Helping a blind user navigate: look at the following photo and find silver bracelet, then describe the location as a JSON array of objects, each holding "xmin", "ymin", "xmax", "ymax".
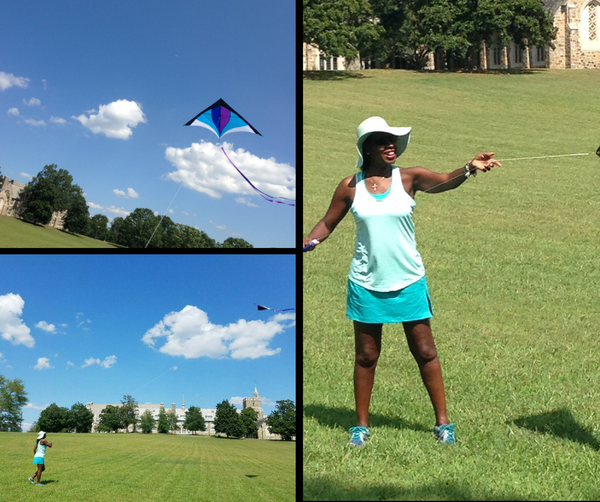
[{"xmin": 463, "ymin": 162, "xmax": 477, "ymax": 178}]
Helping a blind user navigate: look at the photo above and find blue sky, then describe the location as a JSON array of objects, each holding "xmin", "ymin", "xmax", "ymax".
[
  {"xmin": 0, "ymin": 255, "xmax": 296, "ymax": 431},
  {"xmin": 0, "ymin": 0, "xmax": 295, "ymax": 248}
]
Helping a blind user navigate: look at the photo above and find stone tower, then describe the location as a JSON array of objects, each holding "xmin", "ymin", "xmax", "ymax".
[{"xmin": 242, "ymin": 386, "xmax": 264, "ymax": 419}]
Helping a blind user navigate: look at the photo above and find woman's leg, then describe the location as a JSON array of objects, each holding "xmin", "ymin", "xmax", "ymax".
[
  {"xmin": 353, "ymin": 321, "xmax": 383, "ymax": 427},
  {"xmin": 403, "ymin": 319, "xmax": 449, "ymax": 426},
  {"xmin": 36, "ymin": 464, "xmax": 44, "ymax": 484}
]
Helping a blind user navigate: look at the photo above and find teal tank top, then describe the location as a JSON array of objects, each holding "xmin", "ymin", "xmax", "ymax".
[
  {"xmin": 34, "ymin": 442, "xmax": 47, "ymax": 458},
  {"xmin": 349, "ymin": 166, "xmax": 425, "ymax": 292}
]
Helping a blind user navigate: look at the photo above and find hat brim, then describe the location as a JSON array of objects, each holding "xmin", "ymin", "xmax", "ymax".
[{"xmin": 356, "ymin": 127, "xmax": 411, "ymax": 168}]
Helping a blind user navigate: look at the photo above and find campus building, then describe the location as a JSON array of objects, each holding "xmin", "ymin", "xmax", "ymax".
[
  {"xmin": 303, "ymin": 1, "xmax": 600, "ymax": 71},
  {"xmin": 86, "ymin": 387, "xmax": 293, "ymax": 440},
  {"xmin": 0, "ymin": 176, "xmax": 67, "ymax": 229}
]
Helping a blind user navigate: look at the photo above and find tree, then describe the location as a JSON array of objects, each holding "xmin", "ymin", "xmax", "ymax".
[
  {"xmin": 109, "ymin": 216, "xmax": 125, "ymax": 244},
  {"xmin": 157, "ymin": 405, "xmax": 169, "ymax": 434},
  {"xmin": 183, "ymin": 406, "xmax": 206, "ymax": 435},
  {"xmin": 118, "ymin": 208, "xmax": 162, "ymax": 248},
  {"xmin": 265, "ymin": 400, "xmax": 296, "ymax": 440},
  {"xmin": 97, "ymin": 405, "xmax": 123, "ymax": 432},
  {"xmin": 119, "ymin": 395, "xmax": 138, "ymax": 433},
  {"xmin": 140, "ymin": 409, "xmax": 155, "ymax": 434},
  {"xmin": 38, "ymin": 403, "xmax": 70, "ymax": 433},
  {"xmin": 167, "ymin": 408, "xmax": 179, "ymax": 434},
  {"xmin": 240, "ymin": 407, "xmax": 258, "ymax": 438},
  {"xmin": 68, "ymin": 402, "xmax": 94, "ymax": 433},
  {"xmin": 87, "ymin": 214, "xmax": 110, "ymax": 241},
  {"xmin": 20, "ymin": 177, "xmax": 57, "ymax": 225},
  {"xmin": 0, "ymin": 376, "xmax": 28, "ymax": 432},
  {"xmin": 63, "ymin": 190, "xmax": 89, "ymax": 234},
  {"xmin": 220, "ymin": 237, "xmax": 253, "ymax": 248},
  {"xmin": 214, "ymin": 400, "xmax": 244, "ymax": 438}
]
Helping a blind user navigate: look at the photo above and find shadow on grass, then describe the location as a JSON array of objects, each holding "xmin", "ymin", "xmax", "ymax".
[
  {"xmin": 303, "ymin": 71, "xmax": 370, "ymax": 81},
  {"xmin": 245, "ymin": 475, "xmax": 259, "ymax": 478},
  {"xmin": 415, "ymin": 68, "xmax": 544, "ymax": 76},
  {"xmin": 304, "ymin": 403, "xmax": 430, "ymax": 433},
  {"xmin": 304, "ymin": 476, "xmax": 527, "ymax": 501},
  {"xmin": 39, "ymin": 479, "xmax": 58, "ymax": 484},
  {"xmin": 511, "ymin": 408, "xmax": 600, "ymax": 451}
]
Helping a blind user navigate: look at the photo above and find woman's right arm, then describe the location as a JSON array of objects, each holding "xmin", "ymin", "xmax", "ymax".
[{"xmin": 303, "ymin": 175, "xmax": 355, "ymax": 251}]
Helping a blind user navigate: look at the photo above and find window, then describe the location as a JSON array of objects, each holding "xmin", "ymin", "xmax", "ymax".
[
  {"xmin": 590, "ymin": 2, "xmax": 598, "ymax": 40},
  {"xmin": 514, "ymin": 45, "xmax": 523, "ymax": 64},
  {"xmin": 319, "ymin": 56, "xmax": 324, "ymax": 71},
  {"xmin": 333, "ymin": 57, "xmax": 338, "ymax": 70},
  {"xmin": 326, "ymin": 58, "xmax": 331, "ymax": 70},
  {"xmin": 492, "ymin": 47, "xmax": 502, "ymax": 66},
  {"xmin": 537, "ymin": 46, "xmax": 544, "ymax": 62}
]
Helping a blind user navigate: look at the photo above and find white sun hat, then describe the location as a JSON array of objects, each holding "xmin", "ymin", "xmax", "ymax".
[
  {"xmin": 356, "ymin": 116, "xmax": 411, "ymax": 169},
  {"xmin": 37, "ymin": 431, "xmax": 46, "ymax": 439}
]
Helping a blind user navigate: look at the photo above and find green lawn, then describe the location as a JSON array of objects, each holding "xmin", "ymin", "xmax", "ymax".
[
  {"xmin": 303, "ymin": 69, "xmax": 600, "ymax": 500},
  {"xmin": 0, "ymin": 432, "xmax": 295, "ymax": 502},
  {"xmin": 0, "ymin": 215, "xmax": 120, "ymax": 248}
]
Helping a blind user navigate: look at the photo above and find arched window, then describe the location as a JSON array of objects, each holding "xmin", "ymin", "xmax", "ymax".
[{"xmin": 582, "ymin": 0, "xmax": 600, "ymax": 49}]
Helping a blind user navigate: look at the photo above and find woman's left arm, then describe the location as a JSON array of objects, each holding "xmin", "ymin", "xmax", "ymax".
[{"xmin": 411, "ymin": 152, "xmax": 501, "ymax": 194}]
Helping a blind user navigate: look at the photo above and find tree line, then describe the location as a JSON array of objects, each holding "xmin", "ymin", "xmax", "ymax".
[
  {"xmin": 28, "ymin": 395, "xmax": 296, "ymax": 440},
  {"xmin": 304, "ymin": 0, "xmax": 558, "ymax": 70},
  {"xmin": 12, "ymin": 164, "xmax": 253, "ymax": 248}
]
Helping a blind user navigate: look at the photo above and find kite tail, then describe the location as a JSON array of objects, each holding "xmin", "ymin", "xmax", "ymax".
[{"xmin": 221, "ymin": 147, "xmax": 295, "ymax": 206}]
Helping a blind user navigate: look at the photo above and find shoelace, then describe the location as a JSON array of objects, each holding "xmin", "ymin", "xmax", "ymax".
[{"xmin": 349, "ymin": 426, "xmax": 368, "ymax": 443}]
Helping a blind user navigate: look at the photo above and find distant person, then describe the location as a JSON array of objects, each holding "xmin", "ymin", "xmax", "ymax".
[
  {"xmin": 29, "ymin": 431, "xmax": 52, "ymax": 486},
  {"xmin": 303, "ymin": 116, "xmax": 501, "ymax": 446}
]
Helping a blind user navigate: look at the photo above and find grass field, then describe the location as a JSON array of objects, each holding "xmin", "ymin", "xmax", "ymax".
[
  {"xmin": 303, "ymin": 69, "xmax": 600, "ymax": 500},
  {"xmin": 0, "ymin": 215, "xmax": 120, "ymax": 248},
  {"xmin": 0, "ymin": 432, "xmax": 295, "ymax": 502}
]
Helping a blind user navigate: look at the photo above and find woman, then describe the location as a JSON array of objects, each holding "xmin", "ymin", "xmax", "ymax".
[
  {"xmin": 303, "ymin": 116, "xmax": 501, "ymax": 446},
  {"xmin": 29, "ymin": 431, "xmax": 52, "ymax": 486}
]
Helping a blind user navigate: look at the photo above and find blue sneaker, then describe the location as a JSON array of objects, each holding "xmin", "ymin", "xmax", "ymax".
[
  {"xmin": 28, "ymin": 477, "xmax": 35, "ymax": 484},
  {"xmin": 433, "ymin": 423, "xmax": 456, "ymax": 445},
  {"xmin": 348, "ymin": 426, "xmax": 370, "ymax": 446}
]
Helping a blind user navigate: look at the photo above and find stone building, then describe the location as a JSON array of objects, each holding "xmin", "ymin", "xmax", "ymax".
[
  {"xmin": 0, "ymin": 176, "xmax": 67, "ymax": 229},
  {"xmin": 304, "ymin": 1, "xmax": 600, "ymax": 70}
]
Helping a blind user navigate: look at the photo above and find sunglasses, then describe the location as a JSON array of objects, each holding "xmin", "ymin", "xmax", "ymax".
[{"xmin": 371, "ymin": 134, "xmax": 397, "ymax": 146}]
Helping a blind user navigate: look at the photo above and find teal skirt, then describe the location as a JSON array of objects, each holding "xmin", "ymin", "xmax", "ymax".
[
  {"xmin": 347, "ymin": 275, "xmax": 433, "ymax": 324},
  {"xmin": 33, "ymin": 457, "xmax": 45, "ymax": 465}
]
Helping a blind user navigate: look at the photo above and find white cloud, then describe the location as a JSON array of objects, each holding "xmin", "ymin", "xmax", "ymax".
[
  {"xmin": 142, "ymin": 305, "xmax": 294, "ymax": 360},
  {"xmin": 229, "ymin": 397, "xmax": 244, "ymax": 407},
  {"xmin": 66, "ymin": 361, "xmax": 74, "ymax": 368},
  {"xmin": 24, "ymin": 118, "xmax": 45, "ymax": 127},
  {"xmin": 25, "ymin": 403, "xmax": 49, "ymax": 410},
  {"xmin": 164, "ymin": 141, "xmax": 295, "ymax": 200},
  {"xmin": 210, "ymin": 220, "xmax": 227, "ymax": 231},
  {"xmin": 35, "ymin": 321, "xmax": 56, "ymax": 333},
  {"xmin": 87, "ymin": 202, "xmax": 103, "ymax": 209},
  {"xmin": 81, "ymin": 355, "xmax": 117, "ymax": 368},
  {"xmin": 23, "ymin": 97, "xmax": 41, "ymax": 106},
  {"xmin": 0, "ymin": 293, "xmax": 35, "ymax": 347},
  {"xmin": 50, "ymin": 116, "xmax": 66, "ymax": 124},
  {"xmin": 7, "ymin": 108, "xmax": 19, "ymax": 116},
  {"xmin": 113, "ymin": 188, "xmax": 139, "ymax": 199},
  {"xmin": 235, "ymin": 197, "xmax": 259, "ymax": 208},
  {"xmin": 72, "ymin": 99, "xmax": 147, "ymax": 139},
  {"xmin": 168, "ymin": 209, "xmax": 174, "ymax": 214},
  {"xmin": 0, "ymin": 71, "xmax": 29, "ymax": 91},
  {"xmin": 20, "ymin": 173, "xmax": 33, "ymax": 180},
  {"xmin": 34, "ymin": 357, "xmax": 53, "ymax": 370},
  {"xmin": 105, "ymin": 205, "xmax": 130, "ymax": 217}
]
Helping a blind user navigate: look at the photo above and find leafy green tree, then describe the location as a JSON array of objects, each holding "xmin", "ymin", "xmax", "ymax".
[
  {"xmin": 20, "ymin": 177, "xmax": 57, "ymax": 225},
  {"xmin": 119, "ymin": 208, "xmax": 162, "ymax": 248},
  {"xmin": 97, "ymin": 405, "xmax": 123, "ymax": 432},
  {"xmin": 266, "ymin": 400, "xmax": 296, "ymax": 440},
  {"xmin": 157, "ymin": 405, "xmax": 169, "ymax": 434},
  {"xmin": 63, "ymin": 191, "xmax": 89, "ymax": 234},
  {"xmin": 67, "ymin": 402, "xmax": 94, "ymax": 433},
  {"xmin": 87, "ymin": 214, "xmax": 110, "ymax": 241},
  {"xmin": 0, "ymin": 376, "xmax": 28, "ymax": 432},
  {"xmin": 119, "ymin": 395, "xmax": 138, "ymax": 433},
  {"xmin": 303, "ymin": 0, "xmax": 384, "ymax": 60},
  {"xmin": 220, "ymin": 237, "xmax": 253, "ymax": 248},
  {"xmin": 214, "ymin": 400, "xmax": 244, "ymax": 438},
  {"xmin": 38, "ymin": 403, "xmax": 70, "ymax": 433},
  {"xmin": 240, "ymin": 407, "xmax": 258, "ymax": 438},
  {"xmin": 140, "ymin": 409, "xmax": 155, "ymax": 434},
  {"xmin": 167, "ymin": 408, "xmax": 179, "ymax": 434},
  {"xmin": 183, "ymin": 406, "xmax": 206, "ymax": 435},
  {"xmin": 109, "ymin": 216, "xmax": 125, "ymax": 244}
]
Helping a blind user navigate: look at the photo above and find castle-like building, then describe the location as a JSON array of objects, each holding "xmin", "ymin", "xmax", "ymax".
[
  {"xmin": 86, "ymin": 387, "xmax": 291, "ymax": 440},
  {"xmin": 0, "ymin": 176, "xmax": 67, "ymax": 229}
]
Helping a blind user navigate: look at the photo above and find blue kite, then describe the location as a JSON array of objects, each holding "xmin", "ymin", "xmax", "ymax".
[
  {"xmin": 185, "ymin": 99, "xmax": 295, "ymax": 207},
  {"xmin": 255, "ymin": 304, "xmax": 296, "ymax": 313}
]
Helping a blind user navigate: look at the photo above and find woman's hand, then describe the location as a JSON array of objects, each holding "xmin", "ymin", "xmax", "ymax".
[
  {"xmin": 303, "ymin": 237, "xmax": 320, "ymax": 252},
  {"xmin": 469, "ymin": 152, "xmax": 502, "ymax": 173}
]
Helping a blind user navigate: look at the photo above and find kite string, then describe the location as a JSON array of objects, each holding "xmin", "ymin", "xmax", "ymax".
[
  {"xmin": 145, "ymin": 182, "xmax": 184, "ymax": 248},
  {"xmin": 221, "ymin": 147, "xmax": 296, "ymax": 206}
]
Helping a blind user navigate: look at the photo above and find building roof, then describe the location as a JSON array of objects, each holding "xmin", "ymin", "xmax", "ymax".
[{"xmin": 541, "ymin": 0, "xmax": 564, "ymax": 15}]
